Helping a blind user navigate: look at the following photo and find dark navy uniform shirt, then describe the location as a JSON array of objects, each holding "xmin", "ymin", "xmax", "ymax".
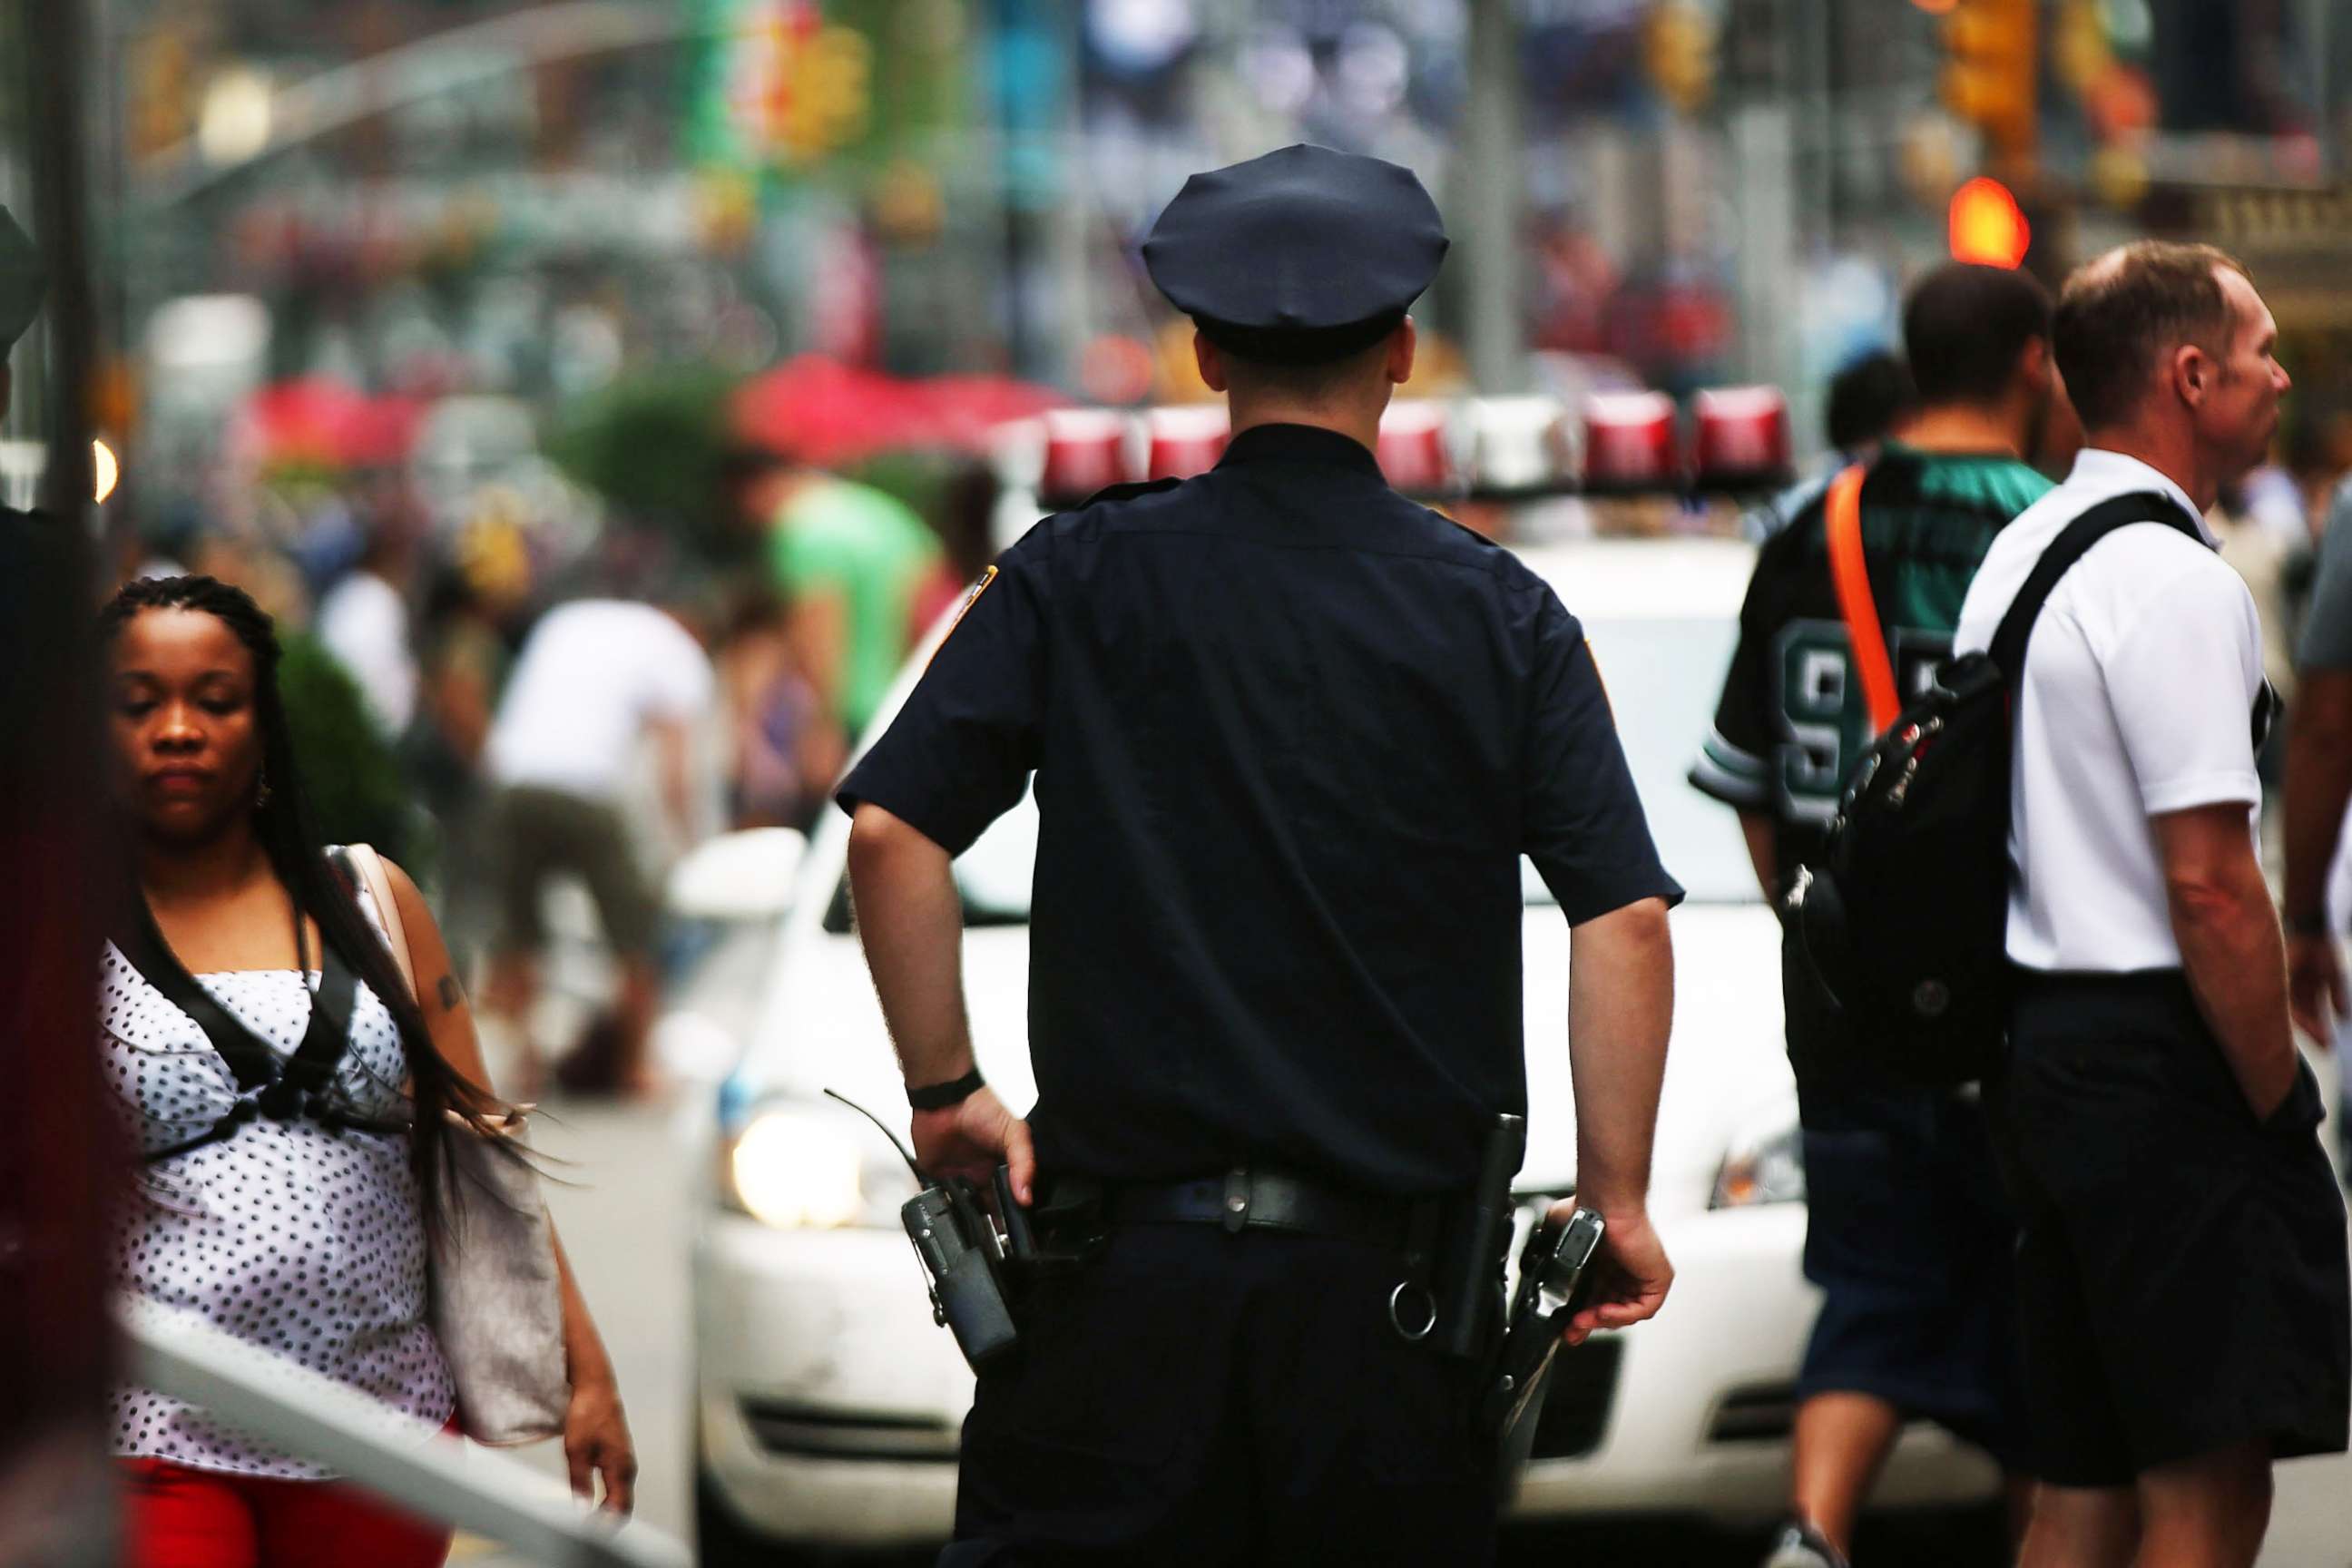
[{"xmin": 839, "ymin": 423, "xmax": 1682, "ymax": 1198}]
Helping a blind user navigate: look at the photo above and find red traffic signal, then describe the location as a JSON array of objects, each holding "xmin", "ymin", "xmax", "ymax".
[{"xmin": 1948, "ymin": 176, "xmax": 2031, "ymax": 268}]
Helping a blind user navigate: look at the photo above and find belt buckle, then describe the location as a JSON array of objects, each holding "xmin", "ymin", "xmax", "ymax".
[{"xmin": 1221, "ymin": 1166, "xmax": 1250, "ymax": 1234}]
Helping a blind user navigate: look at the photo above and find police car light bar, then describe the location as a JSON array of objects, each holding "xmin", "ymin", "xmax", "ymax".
[{"xmin": 1024, "ymin": 385, "xmax": 1803, "ymax": 511}]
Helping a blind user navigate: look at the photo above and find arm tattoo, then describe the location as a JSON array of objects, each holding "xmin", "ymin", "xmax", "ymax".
[{"xmin": 437, "ymin": 974, "xmax": 465, "ymax": 1012}]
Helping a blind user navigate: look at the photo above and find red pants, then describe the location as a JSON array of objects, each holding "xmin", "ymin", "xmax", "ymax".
[{"xmin": 120, "ymin": 1457, "xmax": 452, "ymax": 1568}]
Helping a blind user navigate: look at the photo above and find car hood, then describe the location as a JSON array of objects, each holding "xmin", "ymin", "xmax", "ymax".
[{"xmin": 741, "ymin": 903, "xmax": 1793, "ymax": 1215}]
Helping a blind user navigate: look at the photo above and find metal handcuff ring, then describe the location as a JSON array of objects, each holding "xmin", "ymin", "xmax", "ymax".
[{"xmin": 1387, "ymin": 1279, "xmax": 1437, "ymax": 1342}]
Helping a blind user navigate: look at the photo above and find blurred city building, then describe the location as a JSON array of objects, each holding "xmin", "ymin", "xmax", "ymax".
[{"xmin": 77, "ymin": 3, "xmax": 2352, "ymax": 547}]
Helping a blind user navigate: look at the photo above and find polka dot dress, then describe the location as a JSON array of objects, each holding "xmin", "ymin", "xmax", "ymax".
[{"xmin": 102, "ymin": 874, "xmax": 456, "ymax": 1478}]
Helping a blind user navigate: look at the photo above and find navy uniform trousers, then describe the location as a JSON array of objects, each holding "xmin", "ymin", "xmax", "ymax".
[{"xmin": 940, "ymin": 1223, "xmax": 1497, "ymax": 1566}]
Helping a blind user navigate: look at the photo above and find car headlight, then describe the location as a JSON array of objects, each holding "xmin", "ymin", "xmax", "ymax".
[
  {"xmin": 1710, "ymin": 1121, "xmax": 1807, "ymax": 1210},
  {"xmin": 719, "ymin": 1099, "xmax": 916, "ymax": 1230}
]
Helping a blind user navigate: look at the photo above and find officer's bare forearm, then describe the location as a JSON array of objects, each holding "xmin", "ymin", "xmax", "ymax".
[
  {"xmin": 1565, "ymin": 897, "xmax": 1674, "ymax": 1219},
  {"xmin": 847, "ymin": 803, "xmax": 975, "ymax": 1085},
  {"xmin": 2282, "ymin": 670, "xmax": 2352, "ymax": 928},
  {"xmin": 2156, "ymin": 805, "xmax": 2298, "ymax": 1116}
]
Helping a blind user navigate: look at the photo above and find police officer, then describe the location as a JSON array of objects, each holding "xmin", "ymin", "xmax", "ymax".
[{"xmin": 838, "ymin": 144, "xmax": 1681, "ymax": 1564}]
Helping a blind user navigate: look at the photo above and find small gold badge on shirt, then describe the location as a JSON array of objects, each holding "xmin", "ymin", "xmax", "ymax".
[{"xmin": 926, "ymin": 566, "xmax": 999, "ymax": 670}]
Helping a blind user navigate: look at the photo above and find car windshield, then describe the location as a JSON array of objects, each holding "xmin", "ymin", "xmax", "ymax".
[{"xmin": 949, "ymin": 608, "xmax": 1756, "ymax": 921}]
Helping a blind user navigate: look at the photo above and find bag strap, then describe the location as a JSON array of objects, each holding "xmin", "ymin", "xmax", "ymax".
[
  {"xmin": 334, "ymin": 843, "xmax": 416, "ymax": 1003},
  {"xmin": 1823, "ymin": 463, "xmax": 1902, "ymax": 732},
  {"xmin": 1987, "ymin": 493, "xmax": 2205, "ymax": 685},
  {"xmin": 118, "ymin": 903, "xmax": 279, "ymax": 1093},
  {"xmin": 123, "ymin": 854, "xmax": 367, "ymax": 1161}
]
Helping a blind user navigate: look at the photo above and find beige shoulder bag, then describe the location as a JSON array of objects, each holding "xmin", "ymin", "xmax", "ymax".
[{"xmin": 338, "ymin": 844, "xmax": 569, "ymax": 1447}]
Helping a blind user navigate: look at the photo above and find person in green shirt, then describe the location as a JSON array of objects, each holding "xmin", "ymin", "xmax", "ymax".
[
  {"xmin": 1690, "ymin": 264, "xmax": 2076, "ymax": 1568},
  {"xmin": 726, "ymin": 446, "xmax": 946, "ymax": 740}
]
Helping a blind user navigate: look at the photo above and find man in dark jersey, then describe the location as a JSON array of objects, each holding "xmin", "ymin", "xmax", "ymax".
[{"xmin": 1690, "ymin": 262, "xmax": 2072, "ymax": 1568}]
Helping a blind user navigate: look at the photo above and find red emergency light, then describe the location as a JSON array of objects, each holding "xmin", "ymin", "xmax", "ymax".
[
  {"xmin": 1690, "ymin": 385, "xmax": 1794, "ymax": 491},
  {"xmin": 1582, "ymin": 392, "xmax": 1681, "ymax": 494},
  {"xmin": 1038, "ymin": 409, "xmax": 1134, "ymax": 506},
  {"xmin": 1145, "ymin": 405, "xmax": 1230, "ymax": 483},
  {"xmin": 1377, "ymin": 400, "xmax": 1455, "ymax": 495}
]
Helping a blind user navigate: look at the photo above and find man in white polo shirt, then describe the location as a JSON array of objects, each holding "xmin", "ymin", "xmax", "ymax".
[{"xmin": 1955, "ymin": 241, "xmax": 2348, "ymax": 1568}]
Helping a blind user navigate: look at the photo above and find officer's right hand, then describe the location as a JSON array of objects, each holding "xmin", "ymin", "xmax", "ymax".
[
  {"xmin": 1553, "ymin": 1201, "xmax": 1673, "ymax": 1348},
  {"xmin": 911, "ymin": 1086, "xmax": 1038, "ymax": 1205}
]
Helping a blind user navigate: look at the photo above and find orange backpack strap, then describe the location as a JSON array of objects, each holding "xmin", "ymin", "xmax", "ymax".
[{"xmin": 1824, "ymin": 463, "xmax": 1902, "ymax": 733}]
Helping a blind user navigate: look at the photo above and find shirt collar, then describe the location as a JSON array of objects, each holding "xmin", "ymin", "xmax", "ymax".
[
  {"xmin": 2064, "ymin": 448, "xmax": 2218, "ymax": 547},
  {"xmin": 1216, "ymin": 421, "xmax": 1386, "ymax": 479}
]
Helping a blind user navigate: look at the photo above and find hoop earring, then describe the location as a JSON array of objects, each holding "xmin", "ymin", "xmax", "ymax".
[{"xmin": 254, "ymin": 770, "xmax": 271, "ymax": 809}]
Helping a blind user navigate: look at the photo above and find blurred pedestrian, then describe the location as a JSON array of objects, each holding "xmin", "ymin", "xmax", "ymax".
[
  {"xmin": 841, "ymin": 144, "xmax": 1681, "ymax": 1563},
  {"xmin": 1692, "ymin": 263, "xmax": 2059, "ymax": 1568},
  {"xmin": 721, "ymin": 443, "xmax": 942, "ymax": 740},
  {"xmin": 478, "ymin": 594, "xmax": 715, "ymax": 1097},
  {"xmin": 1741, "ymin": 350, "xmax": 1917, "ymax": 545},
  {"xmin": 712, "ymin": 587, "xmax": 837, "ymax": 832},
  {"xmin": 99, "ymin": 574, "xmax": 635, "ymax": 1568},
  {"xmin": 402, "ymin": 540, "xmax": 527, "ymax": 965},
  {"xmin": 2283, "ymin": 476, "xmax": 2352, "ymax": 1147},
  {"xmin": 1955, "ymin": 242, "xmax": 2347, "ymax": 1568},
  {"xmin": 314, "ymin": 510, "xmax": 423, "ymax": 740}
]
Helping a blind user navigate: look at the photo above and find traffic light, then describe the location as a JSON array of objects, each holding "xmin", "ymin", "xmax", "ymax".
[
  {"xmin": 1948, "ymin": 176, "xmax": 2031, "ymax": 268},
  {"xmin": 1941, "ymin": 0, "xmax": 2037, "ymax": 171}
]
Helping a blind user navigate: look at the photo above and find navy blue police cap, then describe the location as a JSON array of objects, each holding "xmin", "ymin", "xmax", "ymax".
[{"xmin": 1142, "ymin": 144, "xmax": 1447, "ymax": 366}]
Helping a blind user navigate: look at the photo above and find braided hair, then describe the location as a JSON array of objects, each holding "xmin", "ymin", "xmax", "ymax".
[{"xmin": 100, "ymin": 573, "xmax": 507, "ymax": 1236}]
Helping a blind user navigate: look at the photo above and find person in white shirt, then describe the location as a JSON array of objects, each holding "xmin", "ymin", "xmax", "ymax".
[
  {"xmin": 1954, "ymin": 242, "xmax": 2347, "ymax": 1568},
  {"xmin": 315, "ymin": 532, "xmax": 420, "ymax": 738},
  {"xmin": 482, "ymin": 597, "xmax": 714, "ymax": 1095}
]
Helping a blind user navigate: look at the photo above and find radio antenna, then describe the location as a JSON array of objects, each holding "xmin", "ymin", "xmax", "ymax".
[{"xmin": 824, "ymin": 1087, "xmax": 925, "ymax": 1180}]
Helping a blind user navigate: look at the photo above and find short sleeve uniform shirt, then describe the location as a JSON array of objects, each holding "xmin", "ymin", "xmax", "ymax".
[{"xmin": 839, "ymin": 423, "xmax": 1681, "ymax": 1197}]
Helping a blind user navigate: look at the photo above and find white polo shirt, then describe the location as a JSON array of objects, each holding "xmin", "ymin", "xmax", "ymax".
[{"xmin": 1953, "ymin": 449, "xmax": 2266, "ymax": 973}]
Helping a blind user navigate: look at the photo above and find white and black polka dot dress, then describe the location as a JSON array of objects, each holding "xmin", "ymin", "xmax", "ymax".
[{"xmin": 101, "ymin": 877, "xmax": 455, "ymax": 1478}]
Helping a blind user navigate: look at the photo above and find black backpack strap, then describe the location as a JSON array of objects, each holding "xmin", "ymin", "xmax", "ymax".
[
  {"xmin": 255, "ymin": 930, "xmax": 359, "ymax": 1120},
  {"xmin": 116, "ymin": 901, "xmax": 280, "ymax": 1093},
  {"xmin": 125, "ymin": 853, "xmax": 371, "ymax": 1161},
  {"xmin": 1987, "ymin": 492, "xmax": 2205, "ymax": 682}
]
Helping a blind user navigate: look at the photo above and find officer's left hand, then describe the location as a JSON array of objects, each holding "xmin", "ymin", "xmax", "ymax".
[
  {"xmin": 911, "ymin": 1086, "xmax": 1037, "ymax": 1205},
  {"xmin": 1552, "ymin": 1200, "xmax": 1673, "ymax": 1348}
]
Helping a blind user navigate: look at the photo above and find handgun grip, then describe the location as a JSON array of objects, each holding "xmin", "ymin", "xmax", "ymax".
[{"xmin": 993, "ymin": 1163, "xmax": 1036, "ymax": 1260}]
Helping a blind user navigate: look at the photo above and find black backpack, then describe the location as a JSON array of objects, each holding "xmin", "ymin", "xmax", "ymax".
[{"xmin": 1781, "ymin": 492, "xmax": 2200, "ymax": 1086}]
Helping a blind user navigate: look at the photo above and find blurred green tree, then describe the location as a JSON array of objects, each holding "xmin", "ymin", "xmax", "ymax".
[
  {"xmin": 547, "ymin": 367, "xmax": 742, "ymax": 554},
  {"xmin": 279, "ymin": 633, "xmax": 427, "ymax": 880}
]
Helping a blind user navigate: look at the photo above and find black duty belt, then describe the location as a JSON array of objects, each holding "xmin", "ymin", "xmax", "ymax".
[{"xmin": 1107, "ymin": 1166, "xmax": 1420, "ymax": 1252}]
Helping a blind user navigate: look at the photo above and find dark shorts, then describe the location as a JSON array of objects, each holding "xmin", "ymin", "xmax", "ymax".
[
  {"xmin": 1995, "ymin": 970, "xmax": 2351, "ymax": 1488},
  {"xmin": 490, "ymin": 785, "xmax": 659, "ymax": 958},
  {"xmin": 1794, "ymin": 1075, "xmax": 2027, "ymax": 1466},
  {"xmin": 948, "ymin": 1224, "xmax": 1494, "ymax": 1566}
]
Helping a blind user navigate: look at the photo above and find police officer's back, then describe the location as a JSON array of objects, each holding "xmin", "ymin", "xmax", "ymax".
[{"xmin": 840, "ymin": 145, "xmax": 1682, "ymax": 1564}]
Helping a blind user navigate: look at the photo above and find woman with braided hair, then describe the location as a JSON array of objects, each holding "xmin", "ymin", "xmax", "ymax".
[{"xmin": 98, "ymin": 575, "xmax": 635, "ymax": 1568}]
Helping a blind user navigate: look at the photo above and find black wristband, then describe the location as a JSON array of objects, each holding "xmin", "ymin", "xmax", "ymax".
[
  {"xmin": 2286, "ymin": 909, "xmax": 2332, "ymax": 939},
  {"xmin": 907, "ymin": 1068, "xmax": 985, "ymax": 1112}
]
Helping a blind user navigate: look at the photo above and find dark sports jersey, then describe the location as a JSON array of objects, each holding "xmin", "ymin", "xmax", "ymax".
[
  {"xmin": 1690, "ymin": 443, "xmax": 2052, "ymax": 878},
  {"xmin": 839, "ymin": 422, "xmax": 1682, "ymax": 1198}
]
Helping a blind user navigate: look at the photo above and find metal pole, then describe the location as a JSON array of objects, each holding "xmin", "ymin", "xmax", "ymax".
[
  {"xmin": 1461, "ymin": 0, "xmax": 1527, "ymax": 394},
  {"xmin": 26, "ymin": 0, "xmax": 92, "ymax": 519},
  {"xmin": 121, "ymin": 1297, "xmax": 691, "ymax": 1568}
]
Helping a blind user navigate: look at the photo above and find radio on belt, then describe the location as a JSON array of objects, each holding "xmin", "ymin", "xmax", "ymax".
[{"xmin": 825, "ymin": 1090, "xmax": 1023, "ymax": 1369}]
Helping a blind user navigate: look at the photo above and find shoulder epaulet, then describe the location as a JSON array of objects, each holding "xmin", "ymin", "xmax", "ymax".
[{"xmin": 1075, "ymin": 476, "xmax": 1182, "ymax": 509}]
